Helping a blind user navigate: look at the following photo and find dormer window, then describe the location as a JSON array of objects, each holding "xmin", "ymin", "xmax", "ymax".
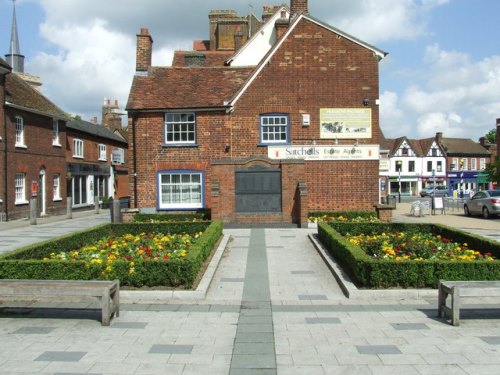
[{"xmin": 401, "ymin": 147, "xmax": 409, "ymax": 156}]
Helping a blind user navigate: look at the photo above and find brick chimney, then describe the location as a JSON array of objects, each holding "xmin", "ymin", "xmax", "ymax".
[
  {"xmin": 435, "ymin": 132, "xmax": 443, "ymax": 144},
  {"xmin": 234, "ymin": 28, "xmax": 244, "ymax": 51},
  {"xmin": 290, "ymin": 0, "xmax": 308, "ymax": 16},
  {"xmin": 275, "ymin": 10, "xmax": 289, "ymax": 40},
  {"xmin": 136, "ymin": 28, "xmax": 153, "ymax": 72}
]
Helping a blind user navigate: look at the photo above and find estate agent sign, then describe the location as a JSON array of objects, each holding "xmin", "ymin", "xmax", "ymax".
[
  {"xmin": 268, "ymin": 145, "xmax": 380, "ymax": 161},
  {"xmin": 320, "ymin": 108, "xmax": 372, "ymax": 139}
]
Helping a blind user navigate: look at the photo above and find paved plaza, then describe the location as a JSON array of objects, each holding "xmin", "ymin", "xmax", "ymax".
[{"xmin": 0, "ymin": 206, "xmax": 499, "ymax": 374}]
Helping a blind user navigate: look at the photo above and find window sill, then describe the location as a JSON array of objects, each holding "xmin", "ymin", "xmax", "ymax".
[
  {"xmin": 257, "ymin": 142, "xmax": 290, "ymax": 147},
  {"xmin": 52, "ymin": 142, "xmax": 62, "ymax": 147},
  {"xmin": 15, "ymin": 144, "xmax": 27, "ymax": 149},
  {"xmin": 162, "ymin": 143, "xmax": 199, "ymax": 148},
  {"xmin": 73, "ymin": 155, "xmax": 84, "ymax": 159},
  {"xmin": 15, "ymin": 200, "xmax": 29, "ymax": 206},
  {"xmin": 53, "ymin": 198, "xmax": 62, "ymax": 202},
  {"xmin": 98, "ymin": 159, "xmax": 108, "ymax": 162}
]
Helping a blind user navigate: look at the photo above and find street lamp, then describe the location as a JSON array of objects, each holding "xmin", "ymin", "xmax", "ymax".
[
  {"xmin": 460, "ymin": 158, "xmax": 465, "ymax": 198},
  {"xmin": 396, "ymin": 160, "xmax": 402, "ymax": 203}
]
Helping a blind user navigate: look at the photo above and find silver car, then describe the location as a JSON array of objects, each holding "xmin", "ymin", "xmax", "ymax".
[
  {"xmin": 464, "ymin": 190, "xmax": 500, "ymax": 219},
  {"xmin": 420, "ymin": 185, "xmax": 449, "ymax": 197}
]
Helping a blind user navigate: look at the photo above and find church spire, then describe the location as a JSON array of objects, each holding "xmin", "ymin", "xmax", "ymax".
[{"xmin": 5, "ymin": 0, "xmax": 25, "ymax": 73}]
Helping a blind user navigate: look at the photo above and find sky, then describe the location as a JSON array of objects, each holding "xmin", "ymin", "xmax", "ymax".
[{"xmin": 1, "ymin": 0, "xmax": 499, "ymax": 141}]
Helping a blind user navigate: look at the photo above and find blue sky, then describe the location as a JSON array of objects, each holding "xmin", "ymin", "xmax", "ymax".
[{"xmin": 1, "ymin": 0, "xmax": 499, "ymax": 141}]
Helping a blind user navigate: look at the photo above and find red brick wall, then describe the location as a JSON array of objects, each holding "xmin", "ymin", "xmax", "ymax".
[{"xmin": 4, "ymin": 109, "xmax": 67, "ymax": 220}]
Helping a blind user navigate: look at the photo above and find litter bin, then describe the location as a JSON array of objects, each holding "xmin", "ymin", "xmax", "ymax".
[
  {"xmin": 387, "ymin": 195, "xmax": 397, "ymax": 207},
  {"xmin": 119, "ymin": 196, "xmax": 130, "ymax": 210}
]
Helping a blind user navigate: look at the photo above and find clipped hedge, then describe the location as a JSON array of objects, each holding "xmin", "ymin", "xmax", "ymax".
[
  {"xmin": 318, "ymin": 221, "xmax": 500, "ymax": 289},
  {"xmin": 0, "ymin": 221, "xmax": 222, "ymax": 289}
]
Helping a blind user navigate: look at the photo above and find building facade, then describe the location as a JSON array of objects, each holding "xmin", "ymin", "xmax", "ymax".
[{"xmin": 127, "ymin": 0, "xmax": 387, "ymax": 225}]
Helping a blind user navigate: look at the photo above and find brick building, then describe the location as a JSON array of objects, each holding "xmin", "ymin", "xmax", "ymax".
[
  {"xmin": 0, "ymin": 59, "xmax": 69, "ymax": 220},
  {"xmin": 66, "ymin": 116, "xmax": 128, "ymax": 209},
  {"xmin": 127, "ymin": 0, "xmax": 387, "ymax": 226}
]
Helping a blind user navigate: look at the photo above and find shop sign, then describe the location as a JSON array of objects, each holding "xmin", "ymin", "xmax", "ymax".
[
  {"xmin": 320, "ymin": 108, "xmax": 372, "ymax": 139},
  {"xmin": 268, "ymin": 145, "xmax": 379, "ymax": 161}
]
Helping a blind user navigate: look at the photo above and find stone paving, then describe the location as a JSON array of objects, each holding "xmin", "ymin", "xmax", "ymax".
[{"xmin": 0, "ymin": 211, "xmax": 500, "ymax": 374}]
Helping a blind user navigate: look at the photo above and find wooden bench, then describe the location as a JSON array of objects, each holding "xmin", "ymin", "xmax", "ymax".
[
  {"xmin": 0, "ymin": 279, "xmax": 120, "ymax": 326},
  {"xmin": 438, "ymin": 280, "xmax": 500, "ymax": 326}
]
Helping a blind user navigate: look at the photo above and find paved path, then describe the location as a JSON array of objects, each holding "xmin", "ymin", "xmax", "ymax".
[{"xmin": 0, "ymin": 211, "xmax": 500, "ymax": 374}]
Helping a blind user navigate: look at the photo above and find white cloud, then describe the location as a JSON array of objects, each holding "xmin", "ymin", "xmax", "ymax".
[{"xmin": 379, "ymin": 91, "xmax": 411, "ymax": 137}]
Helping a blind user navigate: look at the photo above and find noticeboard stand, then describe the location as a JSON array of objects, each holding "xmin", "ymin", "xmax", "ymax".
[{"xmin": 432, "ymin": 196, "xmax": 445, "ymax": 215}]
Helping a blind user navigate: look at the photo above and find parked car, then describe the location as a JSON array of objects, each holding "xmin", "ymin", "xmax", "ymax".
[
  {"xmin": 420, "ymin": 185, "xmax": 449, "ymax": 197},
  {"xmin": 463, "ymin": 190, "xmax": 500, "ymax": 219}
]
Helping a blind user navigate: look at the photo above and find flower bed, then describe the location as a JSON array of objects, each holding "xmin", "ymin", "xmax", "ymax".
[
  {"xmin": 0, "ymin": 221, "xmax": 222, "ymax": 288},
  {"xmin": 308, "ymin": 211, "xmax": 379, "ymax": 223},
  {"xmin": 318, "ymin": 221, "xmax": 500, "ymax": 289}
]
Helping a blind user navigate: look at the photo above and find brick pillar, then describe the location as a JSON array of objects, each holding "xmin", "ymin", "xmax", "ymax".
[
  {"xmin": 290, "ymin": 0, "xmax": 308, "ymax": 15},
  {"xmin": 136, "ymin": 28, "xmax": 153, "ymax": 72},
  {"xmin": 297, "ymin": 182, "xmax": 308, "ymax": 228},
  {"xmin": 275, "ymin": 10, "xmax": 289, "ymax": 39}
]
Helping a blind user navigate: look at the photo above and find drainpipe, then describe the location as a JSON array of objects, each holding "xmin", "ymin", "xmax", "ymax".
[
  {"xmin": 2, "ymin": 75, "xmax": 9, "ymax": 221},
  {"xmin": 131, "ymin": 114, "xmax": 138, "ymax": 208}
]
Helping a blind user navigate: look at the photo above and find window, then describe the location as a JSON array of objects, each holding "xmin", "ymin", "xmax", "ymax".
[
  {"xmin": 460, "ymin": 158, "xmax": 468, "ymax": 170},
  {"xmin": 480, "ymin": 158, "xmax": 486, "ymax": 170},
  {"xmin": 53, "ymin": 174, "xmax": 61, "ymax": 200},
  {"xmin": 15, "ymin": 173, "xmax": 26, "ymax": 203},
  {"xmin": 158, "ymin": 171, "xmax": 203, "ymax": 209},
  {"xmin": 395, "ymin": 160, "xmax": 402, "ymax": 172},
  {"xmin": 437, "ymin": 161, "xmax": 443, "ymax": 172},
  {"xmin": 452, "ymin": 158, "xmax": 458, "ymax": 171},
  {"xmin": 52, "ymin": 120, "xmax": 60, "ymax": 146},
  {"xmin": 72, "ymin": 175, "xmax": 88, "ymax": 206},
  {"xmin": 95, "ymin": 176, "xmax": 109, "ymax": 199},
  {"xmin": 260, "ymin": 114, "xmax": 289, "ymax": 144},
  {"xmin": 401, "ymin": 147, "xmax": 409, "ymax": 156},
  {"xmin": 15, "ymin": 116, "xmax": 25, "ymax": 147},
  {"xmin": 98, "ymin": 144, "xmax": 107, "ymax": 161},
  {"xmin": 470, "ymin": 158, "xmax": 477, "ymax": 170},
  {"xmin": 165, "ymin": 113, "xmax": 196, "ymax": 144},
  {"xmin": 431, "ymin": 148, "xmax": 438, "ymax": 157},
  {"xmin": 73, "ymin": 139, "xmax": 84, "ymax": 158},
  {"xmin": 408, "ymin": 160, "xmax": 415, "ymax": 172},
  {"xmin": 427, "ymin": 161, "xmax": 433, "ymax": 172}
]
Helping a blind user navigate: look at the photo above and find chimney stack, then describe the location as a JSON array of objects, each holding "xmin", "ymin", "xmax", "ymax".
[
  {"xmin": 290, "ymin": 0, "xmax": 308, "ymax": 16},
  {"xmin": 435, "ymin": 132, "xmax": 443, "ymax": 144},
  {"xmin": 275, "ymin": 10, "xmax": 290, "ymax": 40},
  {"xmin": 136, "ymin": 28, "xmax": 153, "ymax": 72}
]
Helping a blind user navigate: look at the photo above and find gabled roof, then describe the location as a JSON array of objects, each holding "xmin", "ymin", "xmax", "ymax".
[
  {"xmin": 440, "ymin": 138, "xmax": 490, "ymax": 156},
  {"xmin": 5, "ymin": 72, "xmax": 68, "ymax": 119},
  {"xmin": 0, "ymin": 57, "xmax": 11, "ymax": 75},
  {"xmin": 126, "ymin": 67, "xmax": 253, "ymax": 111},
  {"xmin": 67, "ymin": 119, "xmax": 127, "ymax": 145},
  {"xmin": 172, "ymin": 51, "xmax": 234, "ymax": 67},
  {"xmin": 228, "ymin": 13, "xmax": 387, "ymax": 106}
]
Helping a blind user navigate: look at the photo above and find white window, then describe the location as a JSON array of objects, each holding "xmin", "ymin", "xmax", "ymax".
[
  {"xmin": 452, "ymin": 158, "xmax": 458, "ymax": 171},
  {"xmin": 53, "ymin": 174, "xmax": 61, "ymax": 200},
  {"xmin": 461, "ymin": 158, "xmax": 468, "ymax": 170},
  {"xmin": 480, "ymin": 158, "xmax": 486, "ymax": 170},
  {"xmin": 52, "ymin": 120, "xmax": 61, "ymax": 146},
  {"xmin": 437, "ymin": 161, "xmax": 443, "ymax": 172},
  {"xmin": 98, "ymin": 144, "xmax": 107, "ymax": 161},
  {"xmin": 159, "ymin": 172, "xmax": 203, "ymax": 209},
  {"xmin": 15, "ymin": 116, "xmax": 25, "ymax": 147},
  {"xmin": 73, "ymin": 139, "xmax": 84, "ymax": 158},
  {"xmin": 470, "ymin": 158, "xmax": 477, "ymax": 171},
  {"xmin": 165, "ymin": 113, "xmax": 196, "ymax": 144},
  {"xmin": 15, "ymin": 173, "xmax": 26, "ymax": 204},
  {"xmin": 260, "ymin": 114, "xmax": 289, "ymax": 144}
]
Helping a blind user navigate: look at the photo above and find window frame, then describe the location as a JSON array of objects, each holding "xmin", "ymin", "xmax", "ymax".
[
  {"xmin": 98, "ymin": 144, "xmax": 107, "ymax": 161},
  {"xmin": 408, "ymin": 160, "xmax": 415, "ymax": 172},
  {"xmin": 437, "ymin": 161, "xmax": 443, "ymax": 172},
  {"xmin": 53, "ymin": 174, "xmax": 62, "ymax": 201},
  {"xmin": 259, "ymin": 114, "xmax": 290, "ymax": 145},
  {"xmin": 52, "ymin": 120, "xmax": 61, "ymax": 146},
  {"xmin": 73, "ymin": 138, "xmax": 84, "ymax": 158},
  {"xmin": 15, "ymin": 116, "xmax": 26, "ymax": 147},
  {"xmin": 480, "ymin": 158, "xmax": 486, "ymax": 170},
  {"xmin": 15, "ymin": 173, "xmax": 27, "ymax": 204},
  {"xmin": 470, "ymin": 158, "xmax": 477, "ymax": 171},
  {"xmin": 164, "ymin": 112, "xmax": 197, "ymax": 146},
  {"xmin": 157, "ymin": 170, "xmax": 204, "ymax": 210},
  {"xmin": 427, "ymin": 161, "xmax": 433, "ymax": 172}
]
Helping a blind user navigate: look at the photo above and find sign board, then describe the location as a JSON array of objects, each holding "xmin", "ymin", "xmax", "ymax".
[
  {"xmin": 320, "ymin": 108, "xmax": 372, "ymax": 139},
  {"xmin": 268, "ymin": 145, "xmax": 379, "ymax": 161},
  {"xmin": 111, "ymin": 149, "xmax": 124, "ymax": 165},
  {"xmin": 31, "ymin": 180, "xmax": 38, "ymax": 197}
]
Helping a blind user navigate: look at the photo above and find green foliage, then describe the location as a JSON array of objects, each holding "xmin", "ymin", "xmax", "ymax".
[
  {"xmin": 484, "ymin": 156, "xmax": 500, "ymax": 185},
  {"xmin": 0, "ymin": 221, "xmax": 222, "ymax": 289},
  {"xmin": 318, "ymin": 222, "xmax": 500, "ymax": 289},
  {"xmin": 308, "ymin": 210, "xmax": 378, "ymax": 222},
  {"xmin": 134, "ymin": 212, "xmax": 208, "ymax": 222},
  {"xmin": 485, "ymin": 128, "xmax": 496, "ymax": 144}
]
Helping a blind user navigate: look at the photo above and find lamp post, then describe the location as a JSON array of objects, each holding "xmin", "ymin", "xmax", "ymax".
[
  {"xmin": 396, "ymin": 160, "xmax": 402, "ymax": 203},
  {"xmin": 460, "ymin": 158, "xmax": 465, "ymax": 199}
]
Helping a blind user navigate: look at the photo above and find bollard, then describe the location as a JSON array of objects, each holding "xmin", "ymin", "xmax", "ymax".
[
  {"xmin": 29, "ymin": 198, "xmax": 37, "ymax": 225},
  {"xmin": 94, "ymin": 195, "xmax": 100, "ymax": 214},
  {"xmin": 111, "ymin": 199, "xmax": 122, "ymax": 223},
  {"xmin": 66, "ymin": 197, "xmax": 73, "ymax": 219}
]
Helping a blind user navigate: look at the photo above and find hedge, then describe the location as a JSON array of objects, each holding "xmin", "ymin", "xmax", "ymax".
[
  {"xmin": 318, "ymin": 221, "xmax": 500, "ymax": 289},
  {"xmin": 0, "ymin": 221, "xmax": 222, "ymax": 289}
]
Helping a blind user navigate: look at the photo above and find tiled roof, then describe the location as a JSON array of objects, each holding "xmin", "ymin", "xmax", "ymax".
[
  {"xmin": 5, "ymin": 72, "xmax": 68, "ymax": 119},
  {"xmin": 126, "ymin": 66, "xmax": 253, "ymax": 111},
  {"xmin": 172, "ymin": 51, "xmax": 235, "ymax": 67},
  {"xmin": 440, "ymin": 137, "xmax": 490, "ymax": 156},
  {"xmin": 0, "ymin": 57, "xmax": 11, "ymax": 74},
  {"xmin": 67, "ymin": 119, "xmax": 128, "ymax": 144}
]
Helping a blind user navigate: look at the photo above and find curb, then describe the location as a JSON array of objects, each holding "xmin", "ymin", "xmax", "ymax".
[
  {"xmin": 120, "ymin": 234, "xmax": 230, "ymax": 303},
  {"xmin": 308, "ymin": 233, "xmax": 437, "ymax": 300}
]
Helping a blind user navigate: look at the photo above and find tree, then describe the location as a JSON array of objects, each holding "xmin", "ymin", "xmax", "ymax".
[
  {"xmin": 485, "ymin": 129, "xmax": 496, "ymax": 144},
  {"xmin": 484, "ymin": 157, "xmax": 500, "ymax": 186}
]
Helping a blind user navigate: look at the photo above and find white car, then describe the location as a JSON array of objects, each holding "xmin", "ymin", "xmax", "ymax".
[{"xmin": 464, "ymin": 190, "xmax": 500, "ymax": 219}]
